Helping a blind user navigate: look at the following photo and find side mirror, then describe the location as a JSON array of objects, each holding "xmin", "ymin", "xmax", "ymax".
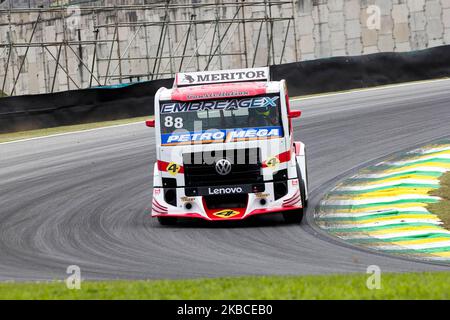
[
  {"xmin": 288, "ymin": 110, "xmax": 302, "ymax": 119},
  {"xmin": 145, "ymin": 119, "xmax": 155, "ymax": 127}
]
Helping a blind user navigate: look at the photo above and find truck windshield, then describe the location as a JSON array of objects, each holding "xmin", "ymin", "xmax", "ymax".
[{"xmin": 159, "ymin": 94, "xmax": 284, "ymax": 145}]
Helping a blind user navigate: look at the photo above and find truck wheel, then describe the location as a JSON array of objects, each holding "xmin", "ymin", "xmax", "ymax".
[
  {"xmin": 296, "ymin": 162, "xmax": 308, "ymax": 208},
  {"xmin": 283, "ymin": 208, "xmax": 304, "ymax": 224},
  {"xmin": 157, "ymin": 216, "xmax": 177, "ymax": 226},
  {"xmin": 283, "ymin": 163, "xmax": 307, "ymax": 224}
]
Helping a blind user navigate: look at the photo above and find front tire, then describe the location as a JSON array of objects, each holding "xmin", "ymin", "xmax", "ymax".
[
  {"xmin": 283, "ymin": 162, "xmax": 307, "ymax": 224},
  {"xmin": 157, "ymin": 216, "xmax": 177, "ymax": 226},
  {"xmin": 296, "ymin": 163, "xmax": 308, "ymax": 209}
]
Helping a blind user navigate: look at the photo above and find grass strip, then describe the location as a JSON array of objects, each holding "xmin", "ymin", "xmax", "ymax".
[
  {"xmin": 0, "ymin": 116, "xmax": 150, "ymax": 143},
  {"xmin": 0, "ymin": 272, "xmax": 449, "ymax": 300},
  {"xmin": 428, "ymin": 171, "xmax": 450, "ymax": 229}
]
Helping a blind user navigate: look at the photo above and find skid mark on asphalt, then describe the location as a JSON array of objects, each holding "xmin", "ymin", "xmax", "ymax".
[{"xmin": 316, "ymin": 142, "xmax": 450, "ymax": 262}]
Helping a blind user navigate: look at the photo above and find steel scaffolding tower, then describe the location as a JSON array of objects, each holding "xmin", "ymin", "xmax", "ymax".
[{"xmin": 0, "ymin": 0, "xmax": 299, "ymax": 96}]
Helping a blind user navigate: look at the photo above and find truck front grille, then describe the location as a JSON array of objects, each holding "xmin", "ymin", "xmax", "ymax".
[{"xmin": 183, "ymin": 148, "xmax": 262, "ymax": 187}]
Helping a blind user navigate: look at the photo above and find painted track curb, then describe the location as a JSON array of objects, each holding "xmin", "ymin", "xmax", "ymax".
[{"xmin": 315, "ymin": 140, "xmax": 450, "ymax": 263}]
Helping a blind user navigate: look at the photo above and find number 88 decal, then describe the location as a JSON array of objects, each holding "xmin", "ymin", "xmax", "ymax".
[{"xmin": 164, "ymin": 116, "xmax": 183, "ymax": 129}]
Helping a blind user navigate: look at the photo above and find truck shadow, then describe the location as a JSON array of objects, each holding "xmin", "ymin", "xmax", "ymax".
[{"xmin": 155, "ymin": 214, "xmax": 298, "ymax": 229}]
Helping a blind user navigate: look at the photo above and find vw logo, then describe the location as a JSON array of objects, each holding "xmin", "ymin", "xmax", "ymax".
[{"xmin": 215, "ymin": 159, "xmax": 232, "ymax": 176}]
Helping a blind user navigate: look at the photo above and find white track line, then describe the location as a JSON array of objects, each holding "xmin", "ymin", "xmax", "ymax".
[
  {"xmin": 337, "ymin": 179, "xmax": 440, "ymax": 191},
  {"xmin": 0, "ymin": 121, "xmax": 144, "ymax": 146},
  {"xmin": 290, "ymin": 77, "xmax": 450, "ymax": 101}
]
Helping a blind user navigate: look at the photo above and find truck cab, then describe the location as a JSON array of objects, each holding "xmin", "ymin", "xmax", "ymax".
[{"xmin": 146, "ymin": 67, "xmax": 308, "ymax": 225}]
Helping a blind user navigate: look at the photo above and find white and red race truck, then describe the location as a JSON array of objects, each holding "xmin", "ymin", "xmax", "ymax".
[{"xmin": 146, "ymin": 67, "xmax": 308, "ymax": 225}]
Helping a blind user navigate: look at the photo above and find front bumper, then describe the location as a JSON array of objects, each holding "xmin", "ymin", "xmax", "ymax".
[{"xmin": 151, "ymin": 179, "xmax": 302, "ymax": 221}]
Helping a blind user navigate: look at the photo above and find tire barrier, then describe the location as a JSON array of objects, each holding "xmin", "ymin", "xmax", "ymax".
[
  {"xmin": 1, "ymin": 45, "xmax": 449, "ymax": 133},
  {"xmin": 316, "ymin": 142, "xmax": 450, "ymax": 263},
  {"xmin": 271, "ymin": 45, "xmax": 450, "ymax": 96},
  {"xmin": 0, "ymin": 78, "xmax": 173, "ymax": 133}
]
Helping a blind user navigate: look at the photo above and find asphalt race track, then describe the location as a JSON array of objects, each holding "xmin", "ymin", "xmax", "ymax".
[{"xmin": 1, "ymin": 79, "xmax": 450, "ymax": 281}]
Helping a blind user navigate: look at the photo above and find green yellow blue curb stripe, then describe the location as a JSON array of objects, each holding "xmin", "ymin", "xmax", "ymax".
[{"xmin": 316, "ymin": 142, "xmax": 450, "ymax": 262}]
